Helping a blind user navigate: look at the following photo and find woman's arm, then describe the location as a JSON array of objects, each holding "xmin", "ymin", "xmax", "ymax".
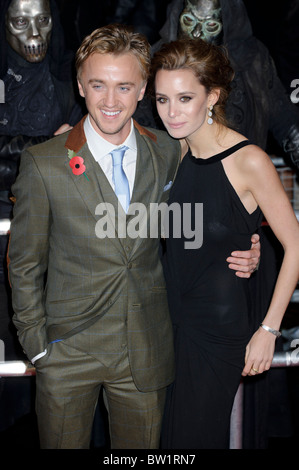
[{"xmin": 239, "ymin": 146, "xmax": 299, "ymax": 376}]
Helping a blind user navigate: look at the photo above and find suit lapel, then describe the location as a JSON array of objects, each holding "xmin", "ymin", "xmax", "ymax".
[
  {"xmin": 64, "ymin": 117, "xmax": 168, "ymax": 254},
  {"xmin": 64, "ymin": 141, "xmax": 104, "ymax": 222},
  {"xmin": 65, "ymin": 117, "xmax": 126, "ymax": 251},
  {"xmin": 127, "ymin": 127, "xmax": 168, "ymax": 256},
  {"xmin": 130, "ymin": 130, "xmax": 167, "ymax": 208}
]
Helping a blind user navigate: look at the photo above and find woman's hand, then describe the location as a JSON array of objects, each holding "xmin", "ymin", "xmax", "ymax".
[{"xmin": 242, "ymin": 326, "xmax": 276, "ymax": 376}]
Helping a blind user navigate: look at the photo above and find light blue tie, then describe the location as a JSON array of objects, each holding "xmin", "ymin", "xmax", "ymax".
[{"xmin": 111, "ymin": 146, "xmax": 130, "ymax": 212}]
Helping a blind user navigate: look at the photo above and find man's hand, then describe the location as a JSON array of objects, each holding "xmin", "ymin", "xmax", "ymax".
[
  {"xmin": 54, "ymin": 123, "xmax": 73, "ymax": 135},
  {"xmin": 226, "ymin": 234, "xmax": 260, "ymax": 278}
]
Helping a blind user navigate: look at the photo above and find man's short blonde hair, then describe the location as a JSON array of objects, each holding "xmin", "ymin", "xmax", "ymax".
[{"xmin": 76, "ymin": 24, "xmax": 151, "ymax": 82}]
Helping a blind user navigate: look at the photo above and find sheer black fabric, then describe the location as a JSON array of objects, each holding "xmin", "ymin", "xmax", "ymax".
[{"xmin": 161, "ymin": 142, "xmax": 263, "ymax": 448}]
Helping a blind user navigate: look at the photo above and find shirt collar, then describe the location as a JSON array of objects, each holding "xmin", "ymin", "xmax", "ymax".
[{"xmin": 84, "ymin": 115, "xmax": 137, "ymax": 162}]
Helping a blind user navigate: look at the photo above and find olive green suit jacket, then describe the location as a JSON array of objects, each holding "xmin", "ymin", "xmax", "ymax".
[{"xmin": 8, "ymin": 117, "xmax": 181, "ymax": 392}]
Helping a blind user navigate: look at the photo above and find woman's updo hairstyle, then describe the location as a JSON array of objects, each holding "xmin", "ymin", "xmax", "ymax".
[{"xmin": 150, "ymin": 38, "xmax": 234, "ymax": 127}]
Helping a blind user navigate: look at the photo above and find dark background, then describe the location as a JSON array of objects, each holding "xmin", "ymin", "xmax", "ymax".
[{"xmin": 0, "ymin": 0, "xmax": 298, "ymax": 453}]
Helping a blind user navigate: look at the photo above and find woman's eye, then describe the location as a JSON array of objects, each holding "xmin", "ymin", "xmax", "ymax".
[
  {"xmin": 156, "ymin": 97, "xmax": 167, "ymax": 104},
  {"xmin": 180, "ymin": 96, "xmax": 191, "ymax": 102}
]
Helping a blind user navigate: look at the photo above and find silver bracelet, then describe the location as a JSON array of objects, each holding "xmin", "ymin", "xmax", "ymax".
[{"xmin": 260, "ymin": 323, "xmax": 281, "ymax": 338}]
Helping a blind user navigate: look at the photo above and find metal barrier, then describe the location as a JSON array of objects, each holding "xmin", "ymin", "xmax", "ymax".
[
  {"xmin": 0, "ymin": 360, "xmax": 35, "ymax": 376},
  {"xmin": 229, "ymin": 350, "xmax": 299, "ymax": 449},
  {"xmin": 2, "ymin": 353, "xmax": 298, "ymax": 449},
  {"xmin": 0, "ymin": 218, "xmax": 10, "ymax": 235}
]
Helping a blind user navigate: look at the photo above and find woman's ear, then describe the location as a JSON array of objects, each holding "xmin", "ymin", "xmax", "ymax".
[{"xmin": 209, "ymin": 88, "xmax": 220, "ymax": 107}]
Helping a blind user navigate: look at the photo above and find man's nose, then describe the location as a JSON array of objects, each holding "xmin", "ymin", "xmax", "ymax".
[{"xmin": 104, "ymin": 89, "xmax": 117, "ymax": 107}]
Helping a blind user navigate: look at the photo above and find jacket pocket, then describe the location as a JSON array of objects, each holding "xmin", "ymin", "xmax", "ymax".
[
  {"xmin": 46, "ymin": 295, "xmax": 96, "ymax": 317},
  {"xmin": 48, "ymin": 295, "xmax": 95, "ymax": 304}
]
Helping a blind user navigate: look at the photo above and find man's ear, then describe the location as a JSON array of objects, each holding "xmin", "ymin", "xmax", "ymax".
[
  {"xmin": 138, "ymin": 81, "xmax": 147, "ymax": 102},
  {"xmin": 77, "ymin": 79, "xmax": 85, "ymax": 98}
]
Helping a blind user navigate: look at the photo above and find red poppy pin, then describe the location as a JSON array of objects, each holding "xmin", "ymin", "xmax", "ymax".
[{"xmin": 68, "ymin": 149, "xmax": 89, "ymax": 180}]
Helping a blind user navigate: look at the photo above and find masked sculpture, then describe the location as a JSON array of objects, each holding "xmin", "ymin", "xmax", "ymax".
[
  {"xmin": 1, "ymin": 0, "xmax": 80, "ymax": 138},
  {"xmin": 0, "ymin": 0, "xmax": 81, "ymax": 279},
  {"xmin": 6, "ymin": 0, "xmax": 53, "ymax": 63},
  {"xmin": 149, "ymin": 0, "xmax": 299, "ymax": 170},
  {"xmin": 179, "ymin": 0, "xmax": 223, "ymax": 43}
]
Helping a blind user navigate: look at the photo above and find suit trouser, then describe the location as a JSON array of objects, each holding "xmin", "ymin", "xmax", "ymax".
[{"xmin": 35, "ymin": 339, "xmax": 167, "ymax": 449}]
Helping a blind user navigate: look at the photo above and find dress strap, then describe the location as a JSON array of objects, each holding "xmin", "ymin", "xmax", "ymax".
[
  {"xmin": 188, "ymin": 140, "xmax": 252, "ymax": 165},
  {"xmin": 222, "ymin": 140, "xmax": 252, "ymax": 157}
]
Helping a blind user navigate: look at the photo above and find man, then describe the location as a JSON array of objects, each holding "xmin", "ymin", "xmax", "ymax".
[{"xmin": 8, "ymin": 24, "xmax": 259, "ymax": 449}]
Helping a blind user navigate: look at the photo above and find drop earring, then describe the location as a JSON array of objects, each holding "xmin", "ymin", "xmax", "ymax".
[{"xmin": 207, "ymin": 105, "xmax": 213, "ymax": 125}]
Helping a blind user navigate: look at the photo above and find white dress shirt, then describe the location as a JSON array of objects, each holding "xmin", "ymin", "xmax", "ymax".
[{"xmin": 84, "ymin": 115, "xmax": 137, "ymax": 199}]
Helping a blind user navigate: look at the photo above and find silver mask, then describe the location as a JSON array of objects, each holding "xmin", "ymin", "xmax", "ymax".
[
  {"xmin": 179, "ymin": 0, "xmax": 222, "ymax": 44},
  {"xmin": 5, "ymin": 0, "xmax": 52, "ymax": 63}
]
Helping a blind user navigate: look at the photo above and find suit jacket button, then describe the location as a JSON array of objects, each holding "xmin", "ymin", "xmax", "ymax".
[{"xmin": 127, "ymin": 262, "xmax": 132, "ymax": 269}]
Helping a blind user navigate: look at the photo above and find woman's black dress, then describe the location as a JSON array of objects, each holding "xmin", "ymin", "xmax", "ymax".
[{"xmin": 161, "ymin": 141, "xmax": 263, "ymax": 449}]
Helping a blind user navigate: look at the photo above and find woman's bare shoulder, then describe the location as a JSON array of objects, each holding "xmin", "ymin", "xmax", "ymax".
[{"xmin": 235, "ymin": 143, "xmax": 272, "ymax": 173}]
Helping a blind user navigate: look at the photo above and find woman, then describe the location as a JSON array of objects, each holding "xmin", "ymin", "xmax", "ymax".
[{"xmin": 150, "ymin": 38, "xmax": 299, "ymax": 448}]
